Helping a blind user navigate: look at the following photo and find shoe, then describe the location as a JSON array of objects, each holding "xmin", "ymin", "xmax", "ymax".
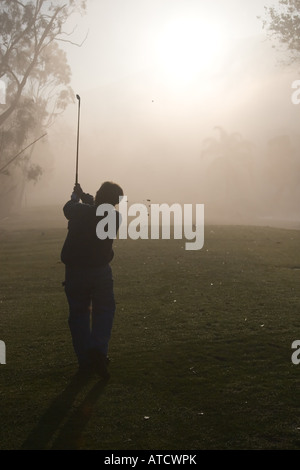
[{"xmin": 88, "ymin": 349, "xmax": 110, "ymax": 380}]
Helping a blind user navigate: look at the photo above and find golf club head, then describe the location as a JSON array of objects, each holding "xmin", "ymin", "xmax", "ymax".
[{"xmin": 76, "ymin": 94, "xmax": 80, "ymax": 101}]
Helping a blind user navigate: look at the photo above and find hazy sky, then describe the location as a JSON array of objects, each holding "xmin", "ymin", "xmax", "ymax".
[
  {"xmin": 66, "ymin": 0, "xmax": 274, "ymax": 90},
  {"xmin": 27, "ymin": 0, "xmax": 300, "ymax": 223}
]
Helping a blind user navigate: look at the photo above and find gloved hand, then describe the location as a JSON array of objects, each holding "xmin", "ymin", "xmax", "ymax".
[
  {"xmin": 73, "ymin": 183, "xmax": 84, "ymax": 198},
  {"xmin": 71, "ymin": 191, "xmax": 80, "ymax": 202}
]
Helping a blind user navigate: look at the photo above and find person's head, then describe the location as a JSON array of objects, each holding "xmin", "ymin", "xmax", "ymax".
[{"xmin": 95, "ymin": 181, "xmax": 124, "ymax": 207}]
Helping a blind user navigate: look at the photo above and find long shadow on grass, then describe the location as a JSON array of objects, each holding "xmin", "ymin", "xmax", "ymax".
[{"xmin": 21, "ymin": 374, "xmax": 107, "ymax": 450}]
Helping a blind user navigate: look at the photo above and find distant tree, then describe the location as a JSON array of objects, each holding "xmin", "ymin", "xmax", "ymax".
[
  {"xmin": 261, "ymin": 0, "xmax": 300, "ymax": 64},
  {"xmin": 201, "ymin": 127, "xmax": 254, "ymax": 170},
  {"xmin": 0, "ymin": 0, "xmax": 87, "ymax": 126},
  {"xmin": 262, "ymin": 134, "xmax": 300, "ymax": 212},
  {"xmin": 200, "ymin": 127, "xmax": 255, "ymax": 219},
  {"xmin": 0, "ymin": 0, "xmax": 87, "ymax": 213}
]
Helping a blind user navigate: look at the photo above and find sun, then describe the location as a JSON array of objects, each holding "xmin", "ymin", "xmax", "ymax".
[{"xmin": 155, "ymin": 17, "xmax": 227, "ymax": 86}]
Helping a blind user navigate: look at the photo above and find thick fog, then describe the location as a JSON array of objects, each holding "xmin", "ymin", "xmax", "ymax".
[{"xmin": 10, "ymin": 0, "xmax": 300, "ymax": 227}]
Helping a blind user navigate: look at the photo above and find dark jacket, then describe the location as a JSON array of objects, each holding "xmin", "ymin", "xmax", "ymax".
[{"xmin": 61, "ymin": 192, "xmax": 121, "ymax": 268}]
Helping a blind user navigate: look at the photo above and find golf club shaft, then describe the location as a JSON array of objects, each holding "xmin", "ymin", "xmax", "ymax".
[{"xmin": 75, "ymin": 94, "xmax": 81, "ymax": 185}]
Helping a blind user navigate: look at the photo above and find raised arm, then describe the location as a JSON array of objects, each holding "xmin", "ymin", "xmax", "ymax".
[{"xmin": 63, "ymin": 184, "xmax": 94, "ymax": 220}]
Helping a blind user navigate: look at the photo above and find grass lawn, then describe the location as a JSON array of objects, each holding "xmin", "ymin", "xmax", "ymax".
[{"xmin": 0, "ymin": 213, "xmax": 300, "ymax": 450}]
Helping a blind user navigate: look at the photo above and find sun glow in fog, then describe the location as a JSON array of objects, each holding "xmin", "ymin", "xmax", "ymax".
[{"xmin": 156, "ymin": 17, "xmax": 228, "ymax": 86}]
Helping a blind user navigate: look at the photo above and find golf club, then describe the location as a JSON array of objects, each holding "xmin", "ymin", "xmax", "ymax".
[{"xmin": 75, "ymin": 94, "xmax": 81, "ymax": 185}]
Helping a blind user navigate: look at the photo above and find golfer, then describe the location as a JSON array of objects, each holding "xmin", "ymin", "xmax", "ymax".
[{"xmin": 61, "ymin": 181, "xmax": 123, "ymax": 379}]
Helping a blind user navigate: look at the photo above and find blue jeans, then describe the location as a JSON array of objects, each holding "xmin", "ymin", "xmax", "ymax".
[{"xmin": 64, "ymin": 264, "xmax": 116, "ymax": 366}]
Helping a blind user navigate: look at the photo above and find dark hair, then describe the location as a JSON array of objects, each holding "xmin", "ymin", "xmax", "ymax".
[{"xmin": 95, "ymin": 181, "xmax": 123, "ymax": 206}]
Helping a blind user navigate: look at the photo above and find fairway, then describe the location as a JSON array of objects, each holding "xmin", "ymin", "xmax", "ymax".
[{"xmin": 0, "ymin": 213, "xmax": 300, "ymax": 450}]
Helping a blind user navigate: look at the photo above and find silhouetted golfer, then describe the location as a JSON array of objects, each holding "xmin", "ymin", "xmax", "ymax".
[{"xmin": 61, "ymin": 181, "xmax": 123, "ymax": 379}]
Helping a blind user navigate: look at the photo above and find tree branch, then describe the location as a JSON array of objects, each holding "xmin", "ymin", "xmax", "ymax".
[
  {"xmin": 6, "ymin": 68, "xmax": 20, "ymax": 88},
  {"xmin": 0, "ymin": 132, "xmax": 47, "ymax": 174},
  {"xmin": 56, "ymin": 29, "xmax": 89, "ymax": 47}
]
